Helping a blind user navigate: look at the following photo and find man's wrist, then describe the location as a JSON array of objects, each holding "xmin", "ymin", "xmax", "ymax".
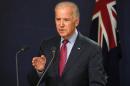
[{"xmin": 36, "ymin": 70, "xmax": 44, "ymax": 77}]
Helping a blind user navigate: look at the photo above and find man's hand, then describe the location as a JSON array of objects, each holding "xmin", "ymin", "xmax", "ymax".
[{"xmin": 32, "ymin": 55, "xmax": 46, "ymax": 72}]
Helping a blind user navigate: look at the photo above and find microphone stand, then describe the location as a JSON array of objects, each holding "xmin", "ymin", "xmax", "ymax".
[
  {"xmin": 16, "ymin": 50, "xmax": 22, "ymax": 86},
  {"xmin": 16, "ymin": 47, "xmax": 29, "ymax": 86},
  {"xmin": 36, "ymin": 47, "xmax": 56, "ymax": 86}
]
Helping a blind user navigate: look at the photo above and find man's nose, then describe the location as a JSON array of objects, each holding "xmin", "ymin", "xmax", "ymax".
[{"xmin": 60, "ymin": 20, "xmax": 64, "ymax": 27}]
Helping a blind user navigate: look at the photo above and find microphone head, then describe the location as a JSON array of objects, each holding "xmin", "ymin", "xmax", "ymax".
[
  {"xmin": 20, "ymin": 46, "xmax": 30, "ymax": 52},
  {"xmin": 17, "ymin": 46, "xmax": 30, "ymax": 54}
]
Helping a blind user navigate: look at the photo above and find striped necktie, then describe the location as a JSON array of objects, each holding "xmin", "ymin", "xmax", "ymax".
[{"xmin": 59, "ymin": 40, "xmax": 68, "ymax": 77}]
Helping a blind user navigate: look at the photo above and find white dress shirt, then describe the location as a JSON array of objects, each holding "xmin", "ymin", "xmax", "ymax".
[{"xmin": 60, "ymin": 29, "xmax": 78, "ymax": 63}]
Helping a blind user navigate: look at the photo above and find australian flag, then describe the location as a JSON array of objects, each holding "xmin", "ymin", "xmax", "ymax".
[{"xmin": 89, "ymin": 0, "xmax": 121, "ymax": 86}]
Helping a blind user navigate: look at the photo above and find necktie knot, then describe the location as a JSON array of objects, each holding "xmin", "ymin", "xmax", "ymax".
[{"xmin": 62, "ymin": 40, "xmax": 68, "ymax": 45}]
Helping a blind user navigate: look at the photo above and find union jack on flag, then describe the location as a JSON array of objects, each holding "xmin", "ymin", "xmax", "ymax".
[
  {"xmin": 89, "ymin": 0, "xmax": 121, "ymax": 86},
  {"xmin": 92, "ymin": 0, "xmax": 117, "ymax": 51}
]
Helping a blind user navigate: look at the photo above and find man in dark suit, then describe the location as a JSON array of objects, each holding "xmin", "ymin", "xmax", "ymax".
[{"xmin": 28, "ymin": 1, "xmax": 106, "ymax": 86}]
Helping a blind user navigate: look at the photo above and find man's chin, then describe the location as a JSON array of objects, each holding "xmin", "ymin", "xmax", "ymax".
[
  {"xmin": 59, "ymin": 33, "xmax": 66, "ymax": 37},
  {"xmin": 60, "ymin": 35, "xmax": 67, "ymax": 38}
]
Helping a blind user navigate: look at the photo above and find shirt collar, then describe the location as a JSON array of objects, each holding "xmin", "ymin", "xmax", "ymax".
[{"xmin": 61, "ymin": 29, "xmax": 78, "ymax": 44}]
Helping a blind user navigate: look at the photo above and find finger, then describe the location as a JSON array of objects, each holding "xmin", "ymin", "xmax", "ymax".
[
  {"xmin": 32, "ymin": 57, "xmax": 37, "ymax": 64},
  {"xmin": 32, "ymin": 57, "xmax": 40, "ymax": 66},
  {"xmin": 41, "ymin": 55, "xmax": 44, "ymax": 57},
  {"xmin": 40, "ymin": 55, "xmax": 46, "ymax": 62}
]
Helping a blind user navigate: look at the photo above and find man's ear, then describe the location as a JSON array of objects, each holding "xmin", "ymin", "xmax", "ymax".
[{"xmin": 75, "ymin": 18, "xmax": 80, "ymax": 27}]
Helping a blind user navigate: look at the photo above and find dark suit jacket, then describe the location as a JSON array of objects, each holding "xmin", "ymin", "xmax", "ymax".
[{"xmin": 28, "ymin": 33, "xmax": 106, "ymax": 86}]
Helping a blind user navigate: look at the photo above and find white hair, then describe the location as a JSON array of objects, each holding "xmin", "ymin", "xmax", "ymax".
[{"xmin": 55, "ymin": 1, "xmax": 80, "ymax": 18}]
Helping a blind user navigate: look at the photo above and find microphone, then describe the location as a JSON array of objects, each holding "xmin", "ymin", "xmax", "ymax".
[
  {"xmin": 16, "ymin": 46, "xmax": 30, "ymax": 54},
  {"xmin": 36, "ymin": 47, "xmax": 56, "ymax": 86},
  {"xmin": 16, "ymin": 46, "xmax": 29, "ymax": 86}
]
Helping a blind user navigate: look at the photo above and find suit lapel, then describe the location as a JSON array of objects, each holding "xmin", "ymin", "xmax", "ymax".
[
  {"xmin": 47, "ymin": 36, "xmax": 60, "ymax": 79},
  {"xmin": 62, "ymin": 33, "xmax": 84, "ymax": 77},
  {"xmin": 54, "ymin": 46, "xmax": 61, "ymax": 78}
]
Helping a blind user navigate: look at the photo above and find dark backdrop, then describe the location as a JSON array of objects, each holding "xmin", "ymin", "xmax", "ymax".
[
  {"xmin": 0, "ymin": 0, "xmax": 130, "ymax": 86},
  {"xmin": 0, "ymin": 0, "xmax": 94, "ymax": 86},
  {"xmin": 117, "ymin": 0, "xmax": 130, "ymax": 86}
]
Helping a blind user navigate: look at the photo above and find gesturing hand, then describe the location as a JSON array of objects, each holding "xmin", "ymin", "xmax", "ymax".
[{"xmin": 32, "ymin": 55, "xmax": 46, "ymax": 72}]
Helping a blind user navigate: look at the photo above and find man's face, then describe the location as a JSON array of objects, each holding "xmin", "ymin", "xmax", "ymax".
[{"xmin": 55, "ymin": 7, "xmax": 79, "ymax": 39}]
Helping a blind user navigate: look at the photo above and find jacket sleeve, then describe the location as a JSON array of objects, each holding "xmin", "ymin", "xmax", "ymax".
[{"xmin": 88, "ymin": 46, "xmax": 107, "ymax": 86}]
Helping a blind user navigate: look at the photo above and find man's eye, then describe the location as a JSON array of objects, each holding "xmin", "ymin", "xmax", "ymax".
[
  {"xmin": 56, "ymin": 18, "xmax": 60, "ymax": 21},
  {"xmin": 64, "ymin": 19, "xmax": 70, "ymax": 21}
]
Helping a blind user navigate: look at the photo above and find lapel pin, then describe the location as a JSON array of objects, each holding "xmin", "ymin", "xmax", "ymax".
[{"xmin": 77, "ymin": 47, "xmax": 80, "ymax": 50}]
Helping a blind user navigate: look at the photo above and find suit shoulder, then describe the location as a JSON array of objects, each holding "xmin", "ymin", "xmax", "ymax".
[
  {"xmin": 78, "ymin": 34, "xmax": 102, "ymax": 57},
  {"xmin": 40, "ymin": 35, "xmax": 60, "ymax": 50},
  {"xmin": 79, "ymin": 34, "xmax": 101, "ymax": 49}
]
